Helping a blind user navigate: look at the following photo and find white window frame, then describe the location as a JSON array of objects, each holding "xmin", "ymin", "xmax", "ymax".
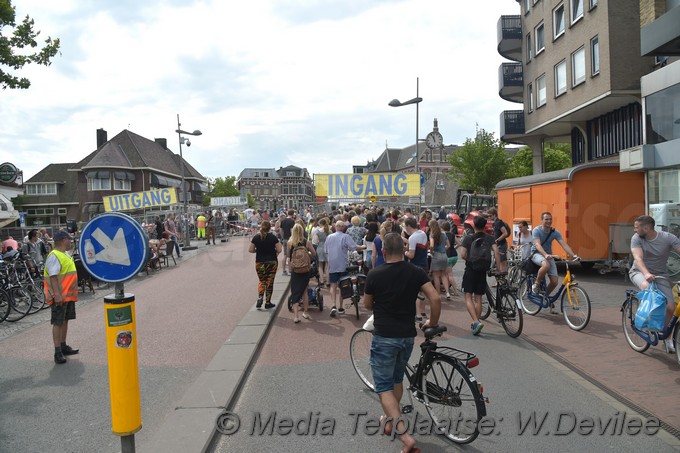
[
  {"xmin": 572, "ymin": 46, "xmax": 586, "ymax": 87},
  {"xmin": 87, "ymin": 177, "xmax": 111, "ymax": 191},
  {"xmin": 26, "ymin": 183, "xmax": 57, "ymax": 195},
  {"xmin": 113, "ymin": 178, "xmax": 131, "ymax": 190},
  {"xmin": 555, "ymin": 60, "xmax": 567, "ymax": 96},
  {"xmin": 537, "ymin": 74, "xmax": 547, "ymax": 107},
  {"xmin": 524, "ymin": 0, "xmax": 531, "ymax": 14},
  {"xmin": 526, "ymin": 33, "xmax": 532, "ymax": 63},
  {"xmin": 571, "ymin": 0, "xmax": 584, "ymax": 25},
  {"xmin": 553, "ymin": 3, "xmax": 565, "ymax": 39},
  {"xmin": 591, "ymin": 36, "xmax": 600, "ymax": 75},
  {"xmin": 589, "ymin": 0, "xmax": 598, "ymax": 10},
  {"xmin": 58, "ymin": 208, "xmax": 67, "ymax": 215},
  {"xmin": 535, "ymin": 23, "xmax": 545, "ymax": 55},
  {"xmin": 528, "ymin": 82, "xmax": 534, "ymax": 112}
]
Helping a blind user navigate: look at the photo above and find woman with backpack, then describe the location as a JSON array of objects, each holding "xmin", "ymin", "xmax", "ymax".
[
  {"xmin": 249, "ymin": 221, "xmax": 282, "ymax": 310},
  {"xmin": 429, "ymin": 219, "xmax": 452, "ymax": 300},
  {"xmin": 289, "ymin": 223, "xmax": 316, "ymax": 323}
]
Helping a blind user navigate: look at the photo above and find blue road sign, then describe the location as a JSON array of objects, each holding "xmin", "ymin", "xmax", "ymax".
[{"xmin": 78, "ymin": 212, "xmax": 149, "ymax": 283}]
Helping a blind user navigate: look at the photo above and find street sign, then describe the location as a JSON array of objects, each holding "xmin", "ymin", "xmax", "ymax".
[{"xmin": 78, "ymin": 212, "xmax": 149, "ymax": 283}]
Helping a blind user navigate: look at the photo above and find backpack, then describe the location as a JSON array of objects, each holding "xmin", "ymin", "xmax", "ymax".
[
  {"xmin": 469, "ymin": 233, "xmax": 492, "ymax": 271},
  {"xmin": 290, "ymin": 243, "xmax": 311, "ymax": 274}
]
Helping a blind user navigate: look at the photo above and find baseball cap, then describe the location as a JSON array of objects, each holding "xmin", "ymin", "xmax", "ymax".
[{"xmin": 53, "ymin": 230, "xmax": 73, "ymax": 241}]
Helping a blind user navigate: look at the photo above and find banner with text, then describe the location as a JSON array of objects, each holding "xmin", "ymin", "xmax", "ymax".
[
  {"xmin": 211, "ymin": 196, "xmax": 245, "ymax": 206},
  {"xmin": 103, "ymin": 188, "xmax": 178, "ymax": 212},
  {"xmin": 314, "ymin": 173, "xmax": 420, "ymax": 198}
]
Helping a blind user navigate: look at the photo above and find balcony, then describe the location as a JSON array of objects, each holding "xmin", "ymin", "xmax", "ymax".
[
  {"xmin": 497, "ymin": 15, "xmax": 522, "ymax": 62},
  {"xmin": 498, "ymin": 62, "xmax": 524, "ymax": 103},
  {"xmin": 641, "ymin": 5, "xmax": 680, "ymax": 56},
  {"xmin": 500, "ymin": 110, "xmax": 525, "ymax": 142}
]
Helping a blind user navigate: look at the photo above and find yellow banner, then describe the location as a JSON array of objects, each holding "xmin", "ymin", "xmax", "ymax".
[
  {"xmin": 315, "ymin": 173, "xmax": 420, "ymax": 197},
  {"xmin": 103, "ymin": 188, "xmax": 178, "ymax": 212}
]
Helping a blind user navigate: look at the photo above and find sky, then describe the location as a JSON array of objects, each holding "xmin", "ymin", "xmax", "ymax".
[{"xmin": 1, "ymin": 0, "xmax": 519, "ymax": 183}]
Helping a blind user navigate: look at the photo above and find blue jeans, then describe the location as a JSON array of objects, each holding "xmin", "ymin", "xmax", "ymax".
[{"xmin": 370, "ymin": 335, "xmax": 414, "ymax": 394}]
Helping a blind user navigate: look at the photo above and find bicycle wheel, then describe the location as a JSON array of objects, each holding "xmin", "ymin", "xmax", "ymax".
[
  {"xmin": 0, "ymin": 288, "xmax": 10, "ymax": 322},
  {"xmin": 480, "ymin": 285, "xmax": 493, "ymax": 320},
  {"xmin": 421, "ymin": 357, "xmax": 486, "ymax": 445},
  {"xmin": 668, "ymin": 251, "xmax": 680, "ymax": 277},
  {"xmin": 353, "ymin": 293, "xmax": 360, "ymax": 320},
  {"xmin": 27, "ymin": 284, "xmax": 47, "ymax": 314},
  {"xmin": 621, "ymin": 297, "xmax": 650, "ymax": 352},
  {"xmin": 499, "ymin": 292, "xmax": 523, "ymax": 338},
  {"xmin": 518, "ymin": 278, "xmax": 541, "ymax": 315},
  {"xmin": 673, "ymin": 323, "xmax": 680, "ymax": 365},
  {"xmin": 561, "ymin": 285, "xmax": 591, "ymax": 331},
  {"xmin": 5, "ymin": 287, "xmax": 32, "ymax": 322},
  {"xmin": 350, "ymin": 329, "xmax": 374, "ymax": 391}
]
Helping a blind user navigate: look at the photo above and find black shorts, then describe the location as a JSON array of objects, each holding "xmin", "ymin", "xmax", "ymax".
[
  {"xmin": 51, "ymin": 301, "xmax": 76, "ymax": 326},
  {"xmin": 462, "ymin": 268, "xmax": 488, "ymax": 295}
]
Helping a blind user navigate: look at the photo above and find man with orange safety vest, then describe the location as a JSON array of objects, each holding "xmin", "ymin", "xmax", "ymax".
[
  {"xmin": 44, "ymin": 230, "xmax": 79, "ymax": 364},
  {"xmin": 196, "ymin": 212, "xmax": 207, "ymax": 240}
]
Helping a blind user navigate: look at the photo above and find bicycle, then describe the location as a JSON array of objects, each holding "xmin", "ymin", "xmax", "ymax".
[
  {"xmin": 0, "ymin": 259, "xmax": 32, "ymax": 322},
  {"xmin": 350, "ymin": 325, "xmax": 487, "ymax": 444},
  {"xmin": 480, "ymin": 270, "xmax": 523, "ymax": 338},
  {"xmin": 338, "ymin": 252, "xmax": 366, "ymax": 319},
  {"xmin": 621, "ymin": 283, "xmax": 680, "ymax": 363},
  {"xmin": 517, "ymin": 257, "xmax": 591, "ymax": 331}
]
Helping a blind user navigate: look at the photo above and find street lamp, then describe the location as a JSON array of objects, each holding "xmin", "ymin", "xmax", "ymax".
[
  {"xmin": 176, "ymin": 113, "xmax": 202, "ymax": 249},
  {"xmin": 389, "ymin": 76, "xmax": 422, "ymax": 204}
]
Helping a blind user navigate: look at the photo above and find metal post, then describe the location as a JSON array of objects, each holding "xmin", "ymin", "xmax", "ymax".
[{"xmin": 177, "ymin": 114, "xmax": 190, "ymax": 249}]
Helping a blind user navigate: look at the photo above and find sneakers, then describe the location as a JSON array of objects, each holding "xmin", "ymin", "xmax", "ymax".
[
  {"xmin": 54, "ymin": 351, "xmax": 66, "ymax": 364},
  {"xmin": 664, "ymin": 339, "xmax": 676, "ymax": 354},
  {"xmin": 415, "ymin": 315, "xmax": 423, "ymax": 323},
  {"xmin": 550, "ymin": 304, "xmax": 559, "ymax": 315},
  {"xmin": 302, "ymin": 312, "xmax": 311, "ymax": 320},
  {"xmin": 330, "ymin": 307, "xmax": 337, "ymax": 317},
  {"xmin": 61, "ymin": 344, "xmax": 79, "ymax": 355},
  {"xmin": 337, "ymin": 307, "xmax": 346, "ymax": 315},
  {"xmin": 256, "ymin": 298, "xmax": 263, "ymax": 309},
  {"xmin": 531, "ymin": 283, "xmax": 541, "ymax": 294},
  {"xmin": 264, "ymin": 302, "xmax": 276, "ymax": 309},
  {"xmin": 446, "ymin": 293, "xmax": 452, "ymax": 300},
  {"xmin": 471, "ymin": 321, "xmax": 484, "ymax": 336},
  {"xmin": 282, "ymin": 271, "xmax": 289, "ymax": 276}
]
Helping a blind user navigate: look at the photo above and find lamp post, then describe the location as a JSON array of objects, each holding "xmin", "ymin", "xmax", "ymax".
[
  {"xmin": 175, "ymin": 114, "xmax": 202, "ymax": 249},
  {"xmin": 389, "ymin": 77, "xmax": 423, "ymax": 206}
]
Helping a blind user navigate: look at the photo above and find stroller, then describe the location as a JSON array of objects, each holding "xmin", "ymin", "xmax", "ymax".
[{"xmin": 287, "ymin": 257, "xmax": 324, "ymax": 312}]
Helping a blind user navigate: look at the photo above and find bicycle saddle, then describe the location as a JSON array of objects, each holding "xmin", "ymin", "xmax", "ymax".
[{"xmin": 423, "ymin": 325, "xmax": 447, "ymax": 338}]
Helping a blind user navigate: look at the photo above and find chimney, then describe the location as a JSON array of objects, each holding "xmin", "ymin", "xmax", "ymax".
[
  {"xmin": 96, "ymin": 128, "xmax": 107, "ymax": 148},
  {"xmin": 155, "ymin": 138, "xmax": 167, "ymax": 149}
]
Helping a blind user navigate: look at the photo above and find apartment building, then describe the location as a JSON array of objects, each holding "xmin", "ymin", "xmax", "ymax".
[
  {"xmin": 498, "ymin": 0, "xmax": 655, "ymax": 173},
  {"xmin": 237, "ymin": 166, "xmax": 314, "ymax": 212}
]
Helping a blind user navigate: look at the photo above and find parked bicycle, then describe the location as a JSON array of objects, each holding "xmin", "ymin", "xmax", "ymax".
[
  {"xmin": 338, "ymin": 252, "xmax": 366, "ymax": 319},
  {"xmin": 350, "ymin": 325, "xmax": 487, "ymax": 445},
  {"xmin": 0, "ymin": 257, "xmax": 32, "ymax": 323},
  {"xmin": 517, "ymin": 257, "xmax": 591, "ymax": 330},
  {"xmin": 481, "ymin": 270, "xmax": 524, "ymax": 338},
  {"xmin": 621, "ymin": 283, "xmax": 680, "ymax": 363}
]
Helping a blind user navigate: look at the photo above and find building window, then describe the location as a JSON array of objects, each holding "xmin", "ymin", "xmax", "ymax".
[
  {"xmin": 589, "ymin": 0, "xmax": 598, "ymax": 9},
  {"xmin": 113, "ymin": 178, "xmax": 131, "ymax": 190},
  {"xmin": 571, "ymin": 0, "xmax": 584, "ymax": 25},
  {"xmin": 526, "ymin": 33, "xmax": 532, "ymax": 63},
  {"xmin": 646, "ymin": 82, "xmax": 680, "ymax": 144},
  {"xmin": 535, "ymin": 23, "xmax": 545, "ymax": 55},
  {"xmin": 591, "ymin": 36, "xmax": 600, "ymax": 75},
  {"xmin": 572, "ymin": 46, "xmax": 586, "ymax": 86},
  {"xmin": 537, "ymin": 74, "xmax": 547, "ymax": 107},
  {"xmin": 87, "ymin": 176, "xmax": 111, "ymax": 191},
  {"xmin": 524, "ymin": 0, "xmax": 531, "ymax": 14},
  {"xmin": 528, "ymin": 83, "xmax": 534, "ymax": 112},
  {"xmin": 286, "ymin": 171, "xmax": 295, "ymax": 176},
  {"xmin": 26, "ymin": 183, "xmax": 58, "ymax": 195},
  {"xmin": 555, "ymin": 60, "xmax": 567, "ymax": 96},
  {"xmin": 553, "ymin": 4, "xmax": 565, "ymax": 39}
]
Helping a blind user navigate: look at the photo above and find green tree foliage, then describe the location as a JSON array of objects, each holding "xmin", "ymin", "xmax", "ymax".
[
  {"xmin": 1, "ymin": 0, "xmax": 60, "ymax": 89},
  {"xmin": 207, "ymin": 176, "xmax": 240, "ymax": 197},
  {"xmin": 446, "ymin": 129, "xmax": 508, "ymax": 194},
  {"xmin": 246, "ymin": 192, "xmax": 255, "ymax": 208},
  {"xmin": 506, "ymin": 143, "xmax": 572, "ymax": 178}
]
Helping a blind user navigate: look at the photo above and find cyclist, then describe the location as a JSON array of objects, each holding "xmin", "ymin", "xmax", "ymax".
[
  {"xmin": 629, "ymin": 214, "xmax": 680, "ymax": 353},
  {"xmin": 530, "ymin": 212, "xmax": 577, "ymax": 313}
]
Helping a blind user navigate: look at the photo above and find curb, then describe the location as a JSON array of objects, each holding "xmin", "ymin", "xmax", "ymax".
[{"xmin": 142, "ymin": 273, "xmax": 290, "ymax": 453}]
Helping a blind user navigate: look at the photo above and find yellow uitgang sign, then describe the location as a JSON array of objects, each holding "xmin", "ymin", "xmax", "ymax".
[
  {"xmin": 315, "ymin": 173, "xmax": 420, "ymax": 197},
  {"xmin": 103, "ymin": 188, "xmax": 178, "ymax": 212}
]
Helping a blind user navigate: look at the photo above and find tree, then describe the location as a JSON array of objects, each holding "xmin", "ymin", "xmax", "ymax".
[
  {"xmin": 208, "ymin": 176, "xmax": 240, "ymax": 197},
  {"xmin": 246, "ymin": 192, "xmax": 255, "ymax": 208},
  {"xmin": 446, "ymin": 129, "xmax": 508, "ymax": 194},
  {"xmin": 1, "ymin": 0, "xmax": 61, "ymax": 90},
  {"xmin": 506, "ymin": 143, "xmax": 572, "ymax": 178}
]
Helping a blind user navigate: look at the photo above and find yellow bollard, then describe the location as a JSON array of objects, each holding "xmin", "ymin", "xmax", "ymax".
[{"xmin": 104, "ymin": 293, "xmax": 142, "ymax": 436}]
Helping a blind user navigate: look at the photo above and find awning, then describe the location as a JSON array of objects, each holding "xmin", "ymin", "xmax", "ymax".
[
  {"xmin": 86, "ymin": 170, "xmax": 111, "ymax": 179},
  {"xmin": 152, "ymin": 174, "xmax": 181, "ymax": 188},
  {"xmin": 193, "ymin": 182, "xmax": 209, "ymax": 192},
  {"xmin": 114, "ymin": 171, "xmax": 136, "ymax": 181}
]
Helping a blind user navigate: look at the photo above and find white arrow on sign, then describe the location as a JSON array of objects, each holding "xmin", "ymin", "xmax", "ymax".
[{"xmin": 91, "ymin": 227, "xmax": 130, "ymax": 266}]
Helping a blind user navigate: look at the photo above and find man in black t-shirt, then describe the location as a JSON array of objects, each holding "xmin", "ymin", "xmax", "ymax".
[
  {"xmin": 278, "ymin": 210, "xmax": 296, "ymax": 275},
  {"xmin": 364, "ymin": 232, "xmax": 440, "ymax": 453},
  {"xmin": 487, "ymin": 207, "xmax": 510, "ymax": 273}
]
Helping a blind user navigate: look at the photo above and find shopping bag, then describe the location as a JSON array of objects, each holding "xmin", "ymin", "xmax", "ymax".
[{"xmin": 634, "ymin": 281, "xmax": 667, "ymax": 332}]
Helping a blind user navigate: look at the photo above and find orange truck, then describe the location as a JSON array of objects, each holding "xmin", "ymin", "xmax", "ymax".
[{"xmin": 495, "ymin": 163, "xmax": 645, "ymax": 269}]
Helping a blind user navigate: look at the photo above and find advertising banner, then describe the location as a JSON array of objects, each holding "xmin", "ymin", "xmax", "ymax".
[
  {"xmin": 102, "ymin": 188, "xmax": 178, "ymax": 212},
  {"xmin": 314, "ymin": 173, "xmax": 420, "ymax": 198}
]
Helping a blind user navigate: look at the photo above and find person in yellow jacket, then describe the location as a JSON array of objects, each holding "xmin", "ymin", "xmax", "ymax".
[
  {"xmin": 44, "ymin": 230, "xmax": 79, "ymax": 364},
  {"xmin": 196, "ymin": 212, "xmax": 206, "ymax": 239}
]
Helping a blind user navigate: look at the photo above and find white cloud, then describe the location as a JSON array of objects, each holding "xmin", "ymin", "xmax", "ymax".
[{"xmin": 0, "ymin": 0, "xmax": 519, "ymax": 181}]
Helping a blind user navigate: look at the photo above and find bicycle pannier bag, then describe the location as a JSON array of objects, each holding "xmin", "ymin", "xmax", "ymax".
[
  {"xmin": 634, "ymin": 281, "xmax": 667, "ymax": 332},
  {"xmin": 469, "ymin": 234, "xmax": 492, "ymax": 272},
  {"xmin": 290, "ymin": 244, "xmax": 311, "ymax": 274},
  {"xmin": 519, "ymin": 257, "xmax": 539, "ymax": 274}
]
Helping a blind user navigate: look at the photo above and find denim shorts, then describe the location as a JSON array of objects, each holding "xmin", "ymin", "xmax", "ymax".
[
  {"xmin": 370, "ymin": 335, "xmax": 414, "ymax": 394},
  {"xmin": 329, "ymin": 271, "xmax": 347, "ymax": 284}
]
